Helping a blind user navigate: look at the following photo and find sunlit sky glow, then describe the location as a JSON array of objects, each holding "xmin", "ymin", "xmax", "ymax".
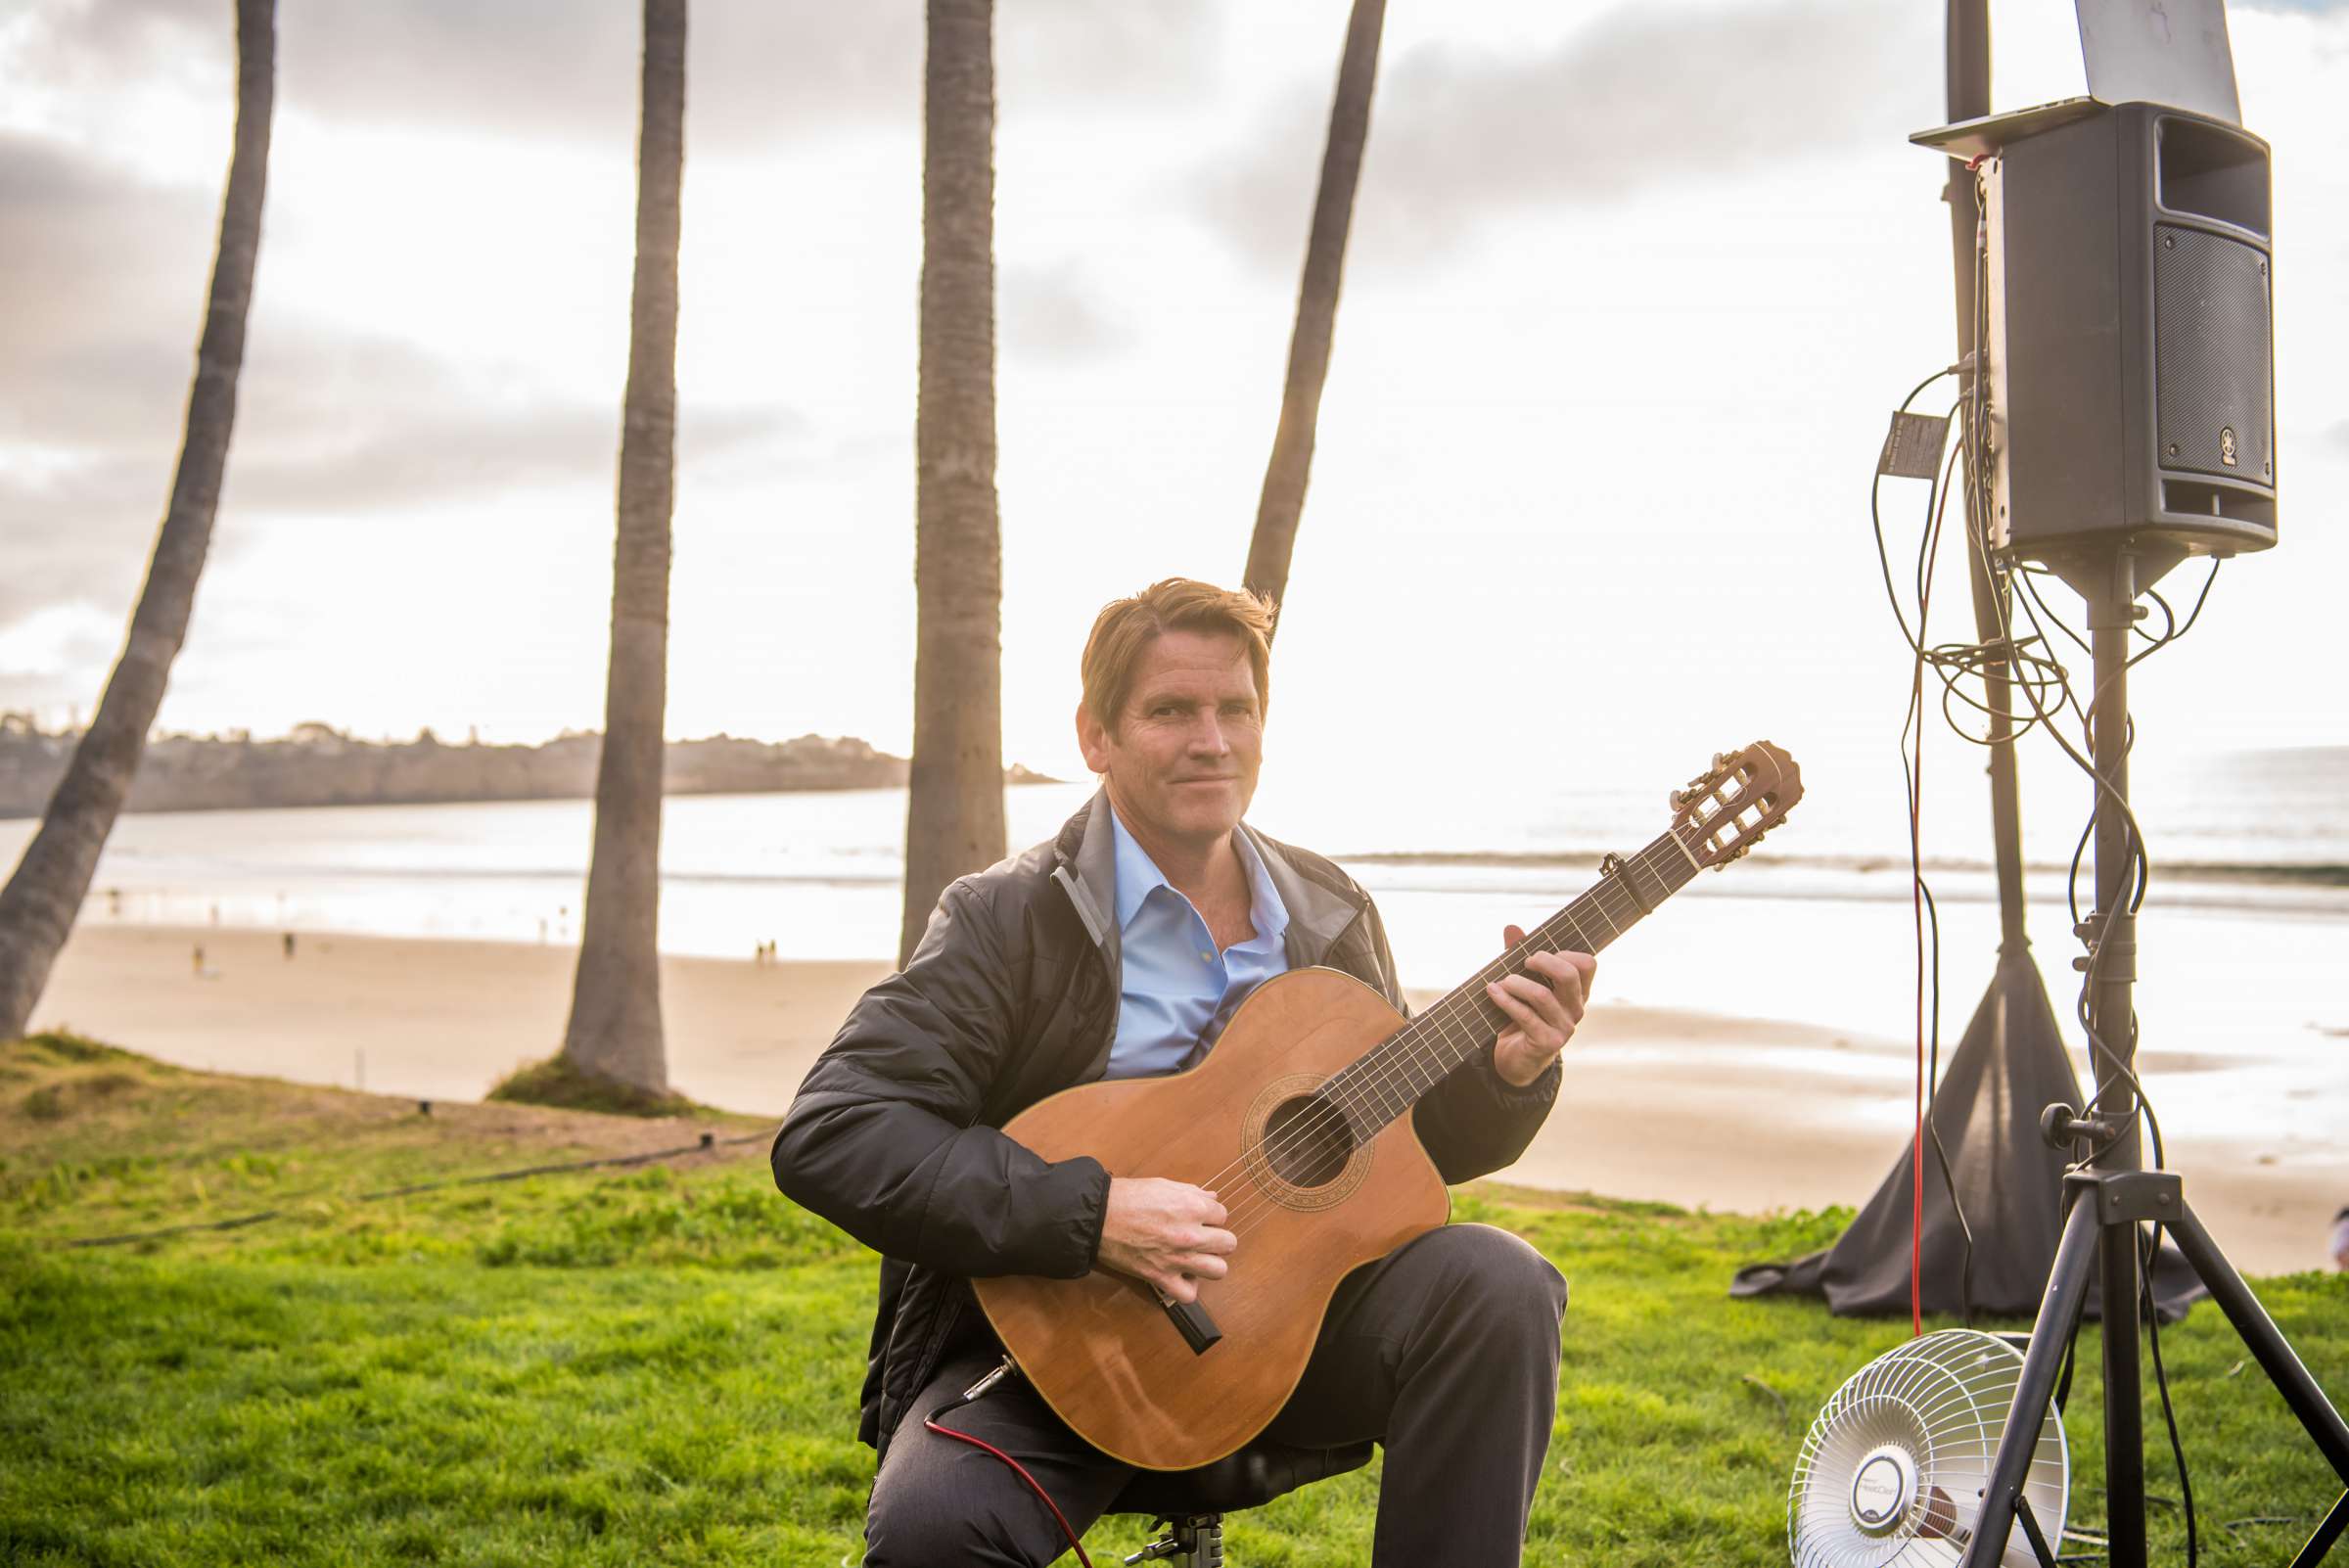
[{"xmin": 3, "ymin": 0, "xmax": 2344, "ymax": 855}]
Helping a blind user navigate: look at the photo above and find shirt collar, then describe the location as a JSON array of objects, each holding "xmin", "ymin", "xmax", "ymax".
[
  {"xmin": 1108, "ymin": 807, "xmax": 1170, "ymax": 930},
  {"xmin": 1107, "ymin": 806, "xmax": 1291, "ymax": 946}
]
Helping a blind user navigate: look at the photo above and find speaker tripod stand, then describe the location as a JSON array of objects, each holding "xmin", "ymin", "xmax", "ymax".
[{"xmin": 1958, "ymin": 549, "xmax": 2349, "ymax": 1568}]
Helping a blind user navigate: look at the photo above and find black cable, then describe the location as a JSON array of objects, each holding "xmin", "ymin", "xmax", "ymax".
[
  {"xmin": 2126, "ymin": 560, "xmax": 2222, "ymax": 674},
  {"xmin": 1940, "ymin": 282, "xmax": 2167, "ymax": 1193},
  {"xmin": 1876, "ymin": 423, "xmax": 2069, "ymax": 754},
  {"xmin": 1868, "ymin": 369, "xmax": 1962, "ymax": 654},
  {"xmin": 2142, "ymin": 1222, "xmax": 2200, "ymax": 1566},
  {"xmin": 1908, "ymin": 617, "xmax": 1977, "ymax": 1324},
  {"xmin": 1959, "ymin": 482, "xmax": 2165, "ymax": 1166},
  {"xmin": 1922, "ymin": 1068, "xmax": 1976, "ymax": 1327},
  {"xmin": 60, "ymin": 1130, "xmax": 768, "ymax": 1249},
  {"xmin": 1876, "ymin": 378, "xmax": 1979, "ymax": 1327}
]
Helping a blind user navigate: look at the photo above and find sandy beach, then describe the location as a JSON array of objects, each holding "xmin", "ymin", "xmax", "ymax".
[{"xmin": 26, "ymin": 921, "xmax": 2345, "ymax": 1277}]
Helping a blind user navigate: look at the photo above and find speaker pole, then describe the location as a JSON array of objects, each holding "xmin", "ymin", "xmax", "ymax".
[
  {"xmin": 1945, "ymin": 0, "xmax": 2033, "ymax": 960},
  {"xmin": 2087, "ymin": 546, "xmax": 2149, "ymax": 1567}
]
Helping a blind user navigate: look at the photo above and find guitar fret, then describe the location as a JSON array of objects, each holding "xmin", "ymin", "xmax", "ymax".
[
  {"xmin": 1323, "ymin": 744, "xmax": 1794, "ymax": 1145},
  {"xmin": 1334, "ymin": 827, "xmax": 1699, "ymax": 1138}
]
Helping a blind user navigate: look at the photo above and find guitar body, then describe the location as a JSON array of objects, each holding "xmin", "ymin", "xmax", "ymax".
[{"xmin": 972, "ymin": 966, "xmax": 1451, "ymax": 1472}]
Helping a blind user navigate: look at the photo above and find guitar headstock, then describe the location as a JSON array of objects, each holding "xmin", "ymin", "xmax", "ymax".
[{"xmin": 1671, "ymin": 741, "xmax": 1802, "ymax": 868}]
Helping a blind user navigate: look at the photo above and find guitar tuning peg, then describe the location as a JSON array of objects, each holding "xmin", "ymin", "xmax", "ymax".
[
  {"xmin": 1712, "ymin": 752, "xmax": 1732, "ymax": 770},
  {"xmin": 1668, "ymin": 788, "xmax": 1687, "ymax": 810}
]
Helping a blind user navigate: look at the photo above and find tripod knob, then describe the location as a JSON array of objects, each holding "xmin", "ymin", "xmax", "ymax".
[{"xmin": 2040, "ymin": 1102, "xmax": 2120, "ymax": 1150}]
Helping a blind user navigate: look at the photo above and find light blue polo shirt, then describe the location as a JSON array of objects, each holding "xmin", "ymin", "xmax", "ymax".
[{"xmin": 1104, "ymin": 807, "xmax": 1291, "ymax": 1080}]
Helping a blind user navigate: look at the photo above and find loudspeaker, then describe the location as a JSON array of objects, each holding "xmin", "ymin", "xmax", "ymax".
[{"xmin": 1968, "ymin": 101, "xmax": 2277, "ymax": 576}]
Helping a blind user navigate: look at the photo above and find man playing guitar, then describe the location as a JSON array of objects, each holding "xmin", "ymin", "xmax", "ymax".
[{"xmin": 773, "ymin": 577, "xmax": 1594, "ymax": 1566}]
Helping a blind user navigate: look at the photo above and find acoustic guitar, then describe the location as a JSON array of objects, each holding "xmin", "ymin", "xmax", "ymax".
[{"xmin": 972, "ymin": 742, "xmax": 1803, "ymax": 1471}]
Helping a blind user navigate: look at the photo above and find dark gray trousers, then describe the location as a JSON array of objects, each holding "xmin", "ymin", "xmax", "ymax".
[{"xmin": 863, "ymin": 1223, "xmax": 1567, "ymax": 1567}]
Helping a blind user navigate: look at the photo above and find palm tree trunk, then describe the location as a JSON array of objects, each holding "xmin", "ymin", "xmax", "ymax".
[
  {"xmin": 900, "ymin": 0, "xmax": 1006, "ymax": 968},
  {"xmin": 1242, "ymin": 0, "xmax": 1386, "ymax": 634},
  {"xmin": 558, "ymin": 0, "xmax": 686, "ymax": 1095},
  {"xmin": 0, "ymin": 0, "xmax": 275, "ymax": 1041}
]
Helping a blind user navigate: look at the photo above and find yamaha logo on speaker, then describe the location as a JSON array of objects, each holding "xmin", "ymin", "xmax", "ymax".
[{"xmin": 2221, "ymin": 426, "xmax": 2238, "ymax": 467}]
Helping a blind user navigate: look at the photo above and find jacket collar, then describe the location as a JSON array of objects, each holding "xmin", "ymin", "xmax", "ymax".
[
  {"xmin": 1243, "ymin": 820, "xmax": 1360, "ymax": 969},
  {"xmin": 1051, "ymin": 787, "xmax": 1359, "ymax": 968}
]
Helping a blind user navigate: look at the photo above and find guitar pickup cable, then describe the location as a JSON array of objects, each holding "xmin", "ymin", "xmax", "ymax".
[{"xmin": 921, "ymin": 1355, "xmax": 1097, "ymax": 1568}]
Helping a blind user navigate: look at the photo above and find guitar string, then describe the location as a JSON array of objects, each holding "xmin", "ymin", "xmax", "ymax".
[
  {"xmin": 1191, "ymin": 835, "xmax": 1654, "ymax": 1222},
  {"xmin": 1206, "ymin": 831, "xmax": 1683, "ymax": 1240},
  {"xmin": 1207, "ymin": 831, "xmax": 1685, "ymax": 1239},
  {"xmin": 1173, "ymin": 766, "xmax": 1768, "ymax": 1234},
  {"xmin": 1210, "ymin": 795, "xmax": 1763, "ymax": 1241},
  {"xmin": 1202, "ymin": 826, "xmax": 1705, "ymax": 1240},
  {"xmin": 1196, "ymin": 822, "xmax": 1699, "ymax": 1226}
]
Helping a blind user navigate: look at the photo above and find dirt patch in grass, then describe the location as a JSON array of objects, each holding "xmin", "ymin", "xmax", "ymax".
[
  {"xmin": 1468, "ymin": 1178, "xmax": 1684, "ymax": 1218},
  {"xmin": 2, "ymin": 1032, "xmax": 769, "ymax": 1191},
  {"xmin": 19, "ymin": 1070, "xmax": 142, "ymax": 1123}
]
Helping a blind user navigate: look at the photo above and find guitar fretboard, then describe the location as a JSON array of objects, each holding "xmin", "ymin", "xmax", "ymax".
[{"xmin": 1325, "ymin": 822, "xmax": 1705, "ymax": 1135}]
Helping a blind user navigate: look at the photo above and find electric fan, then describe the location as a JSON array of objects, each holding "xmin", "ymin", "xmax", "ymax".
[{"xmin": 1788, "ymin": 1329, "xmax": 2068, "ymax": 1567}]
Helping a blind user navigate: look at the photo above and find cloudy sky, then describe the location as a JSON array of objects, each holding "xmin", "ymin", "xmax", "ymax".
[{"xmin": 2, "ymin": 0, "xmax": 2343, "ymax": 852}]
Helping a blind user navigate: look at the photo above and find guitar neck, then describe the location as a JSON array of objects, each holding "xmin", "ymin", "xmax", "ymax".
[{"xmin": 1326, "ymin": 822, "xmax": 1705, "ymax": 1135}]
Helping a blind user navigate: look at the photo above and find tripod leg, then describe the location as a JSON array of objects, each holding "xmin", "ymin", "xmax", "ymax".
[
  {"xmin": 1962, "ymin": 1189, "xmax": 2103, "ymax": 1568},
  {"xmin": 2169, "ymin": 1203, "xmax": 2349, "ymax": 1480},
  {"xmin": 2290, "ymin": 1490, "xmax": 2347, "ymax": 1568}
]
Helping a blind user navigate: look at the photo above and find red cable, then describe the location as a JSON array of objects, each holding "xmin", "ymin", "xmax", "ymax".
[
  {"xmin": 1909, "ymin": 527, "xmax": 1936, "ymax": 1338},
  {"xmin": 923, "ymin": 1412, "xmax": 1096, "ymax": 1568},
  {"xmin": 1910, "ymin": 694, "xmax": 1926, "ymax": 1339}
]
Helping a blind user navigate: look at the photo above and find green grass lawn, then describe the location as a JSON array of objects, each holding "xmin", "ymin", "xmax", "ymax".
[{"xmin": 3, "ymin": 1032, "xmax": 2342, "ymax": 1565}]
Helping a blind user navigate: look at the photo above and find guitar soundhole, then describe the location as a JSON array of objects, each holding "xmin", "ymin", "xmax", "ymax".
[{"xmin": 1261, "ymin": 1094, "xmax": 1356, "ymax": 1188}]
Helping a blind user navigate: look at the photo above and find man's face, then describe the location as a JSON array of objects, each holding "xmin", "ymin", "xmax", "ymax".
[{"xmin": 1077, "ymin": 628, "xmax": 1264, "ymax": 856}]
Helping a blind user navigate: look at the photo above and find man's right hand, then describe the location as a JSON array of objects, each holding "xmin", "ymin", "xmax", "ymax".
[{"xmin": 1097, "ymin": 1176, "xmax": 1235, "ymax": 1304}]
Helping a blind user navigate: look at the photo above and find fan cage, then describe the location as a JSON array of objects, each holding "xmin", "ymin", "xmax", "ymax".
[{"xmin": 1787, "ymin": 1328, "xmax": 2068, "ymax": 1568}]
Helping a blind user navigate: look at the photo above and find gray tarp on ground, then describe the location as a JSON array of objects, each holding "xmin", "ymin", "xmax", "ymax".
[{"xmin": 1730, "ymin": 948, "xmax": 2201, "ymax": 1322}]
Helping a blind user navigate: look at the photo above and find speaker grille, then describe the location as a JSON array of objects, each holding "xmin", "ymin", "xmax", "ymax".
[{"xmin": 2154, "ymin": 225, "xmax": 2273, "ymax": 483}]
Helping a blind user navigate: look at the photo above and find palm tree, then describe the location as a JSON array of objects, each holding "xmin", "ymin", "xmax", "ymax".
[
  {"xmin": 1242, "ymin": 0, "xmax": 1387, "ymax": 633},
  {"xmin": 554, "ymin": 0, "xmax": 687, "ymax": 1097},
  {"xmin": 899, "ymin": 0, "xmax": 1006, "ymax": 968},
  {"xmin": 0, "ymin": 0, "xmax": 276, "ymax": 1041}
]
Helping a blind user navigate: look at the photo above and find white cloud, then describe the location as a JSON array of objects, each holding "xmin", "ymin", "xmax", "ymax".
[{"xmin": 1190, "ymin": 0, "xmax": 1941, "ymax": 275}]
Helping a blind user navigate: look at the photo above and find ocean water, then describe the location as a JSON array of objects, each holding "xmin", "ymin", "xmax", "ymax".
[{"xmin": 4, "ymin": 749, "xmax": 2343, "ymax": 1146}]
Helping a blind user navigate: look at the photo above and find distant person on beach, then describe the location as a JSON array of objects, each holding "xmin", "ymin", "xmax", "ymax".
[
  {"xmin": 774, "ymin": 578, "xmax": 1595, "ymax": 1567},
  {"xmin": 282, "ymin": 932, "xmax": 296, "ymax": 960},
  {"xmin": 2331, "ymin": 1206, "xmax": 2349, "ymax": 1272}
]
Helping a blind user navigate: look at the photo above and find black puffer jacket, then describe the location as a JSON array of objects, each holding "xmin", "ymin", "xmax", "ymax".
[{"xmin": 771, "ymin": 792, "xmax": 1563, "ymax": 1455}]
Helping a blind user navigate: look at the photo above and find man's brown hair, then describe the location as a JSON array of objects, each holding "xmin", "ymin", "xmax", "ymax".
[{"xmin": 1081, "ymin": 578, "xmax": 1276, "ymax": 732}]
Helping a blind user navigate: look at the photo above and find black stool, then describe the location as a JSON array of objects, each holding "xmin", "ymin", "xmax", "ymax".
[{"xmin": 1107, "ymin": 1438, "xmax": 1374, "ymax": 1566}]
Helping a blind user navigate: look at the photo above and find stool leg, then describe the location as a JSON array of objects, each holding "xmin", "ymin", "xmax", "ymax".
[{"xmin": 1125, "ymin": 1513, "xmax": 1225, "ymax": 1568}]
